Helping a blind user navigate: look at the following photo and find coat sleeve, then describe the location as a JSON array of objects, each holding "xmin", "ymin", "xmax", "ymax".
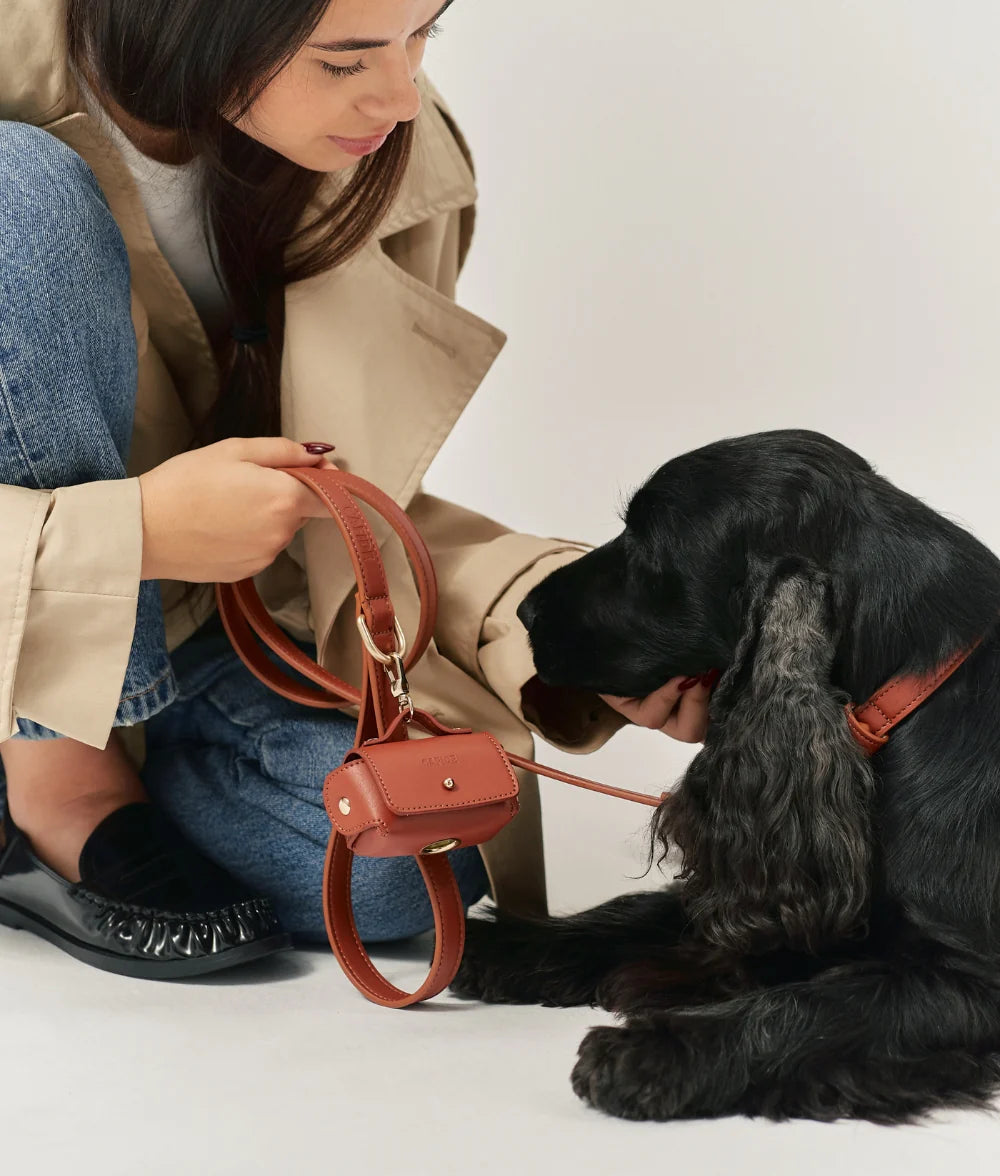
[
  {"xmin": 0, "ymin": 479, "xmax": 143, "ymax": 747},
  {"xmin": 406, "ymin": 492, "xmax": 628, "ymax": 753}
]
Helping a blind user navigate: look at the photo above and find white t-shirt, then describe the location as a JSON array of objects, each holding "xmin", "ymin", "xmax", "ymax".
[{"xmin": 78, "ymin": 74, "xmax": 231, "ymax": 336}]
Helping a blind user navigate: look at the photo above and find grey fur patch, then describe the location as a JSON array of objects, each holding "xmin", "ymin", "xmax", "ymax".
[{"xmin": 662, "ymin": 559, "xmax": 877, "ymax": 955}]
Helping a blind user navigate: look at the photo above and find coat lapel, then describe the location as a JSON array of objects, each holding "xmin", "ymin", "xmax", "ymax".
[{"xmin": 283, "ymin": 238, "xmax": 506, "ymax": 670}]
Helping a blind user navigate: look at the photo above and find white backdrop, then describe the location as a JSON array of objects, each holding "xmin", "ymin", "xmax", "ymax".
[
  {"xmin": 423, "ymin": 0, "xmax": 1000, "ymax": 913},
  {"xmin": 7, "ymin": 6, "xmax": 1000, "ymax": 1170}
]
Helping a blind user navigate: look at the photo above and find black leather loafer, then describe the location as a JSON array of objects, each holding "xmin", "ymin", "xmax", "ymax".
[{"xmin": 0, "ymin": 802, "xmax": 292, "ymax": 979}]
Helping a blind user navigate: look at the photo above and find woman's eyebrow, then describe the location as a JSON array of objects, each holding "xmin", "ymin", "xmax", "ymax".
[{"xmin": 309, "ymin": 0, "xmax": 456, "ymax": 52}]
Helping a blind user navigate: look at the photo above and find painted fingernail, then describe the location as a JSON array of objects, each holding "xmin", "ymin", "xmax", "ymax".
[
  {"xmin": 678, "ymin": 677, "xmax": 701, "ymax": 692},
  {"xmin": 701, "ymin": 669, "xmax": 721, "ymax": 688},
  {"xmin": 303, "ymin": 442, "xmax": 336, "ymax": 454}
]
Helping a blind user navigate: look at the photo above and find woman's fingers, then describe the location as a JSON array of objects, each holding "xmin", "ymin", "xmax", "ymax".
[
  {"xmin": 599, "ymin": 675, "xmax": 714, "ymax": 744},
  {"xmin": 600, "ymin": 680, "xmax": 683, "ymax": 728},
  {"xmin": 659, "ymin": 679, "xmax": 712, "ymax": 743}
]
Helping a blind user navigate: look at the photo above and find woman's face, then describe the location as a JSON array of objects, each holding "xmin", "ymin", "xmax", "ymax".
[{"xmin": 234, "ymin": 0, "xmax": 452, "ymax": 171}]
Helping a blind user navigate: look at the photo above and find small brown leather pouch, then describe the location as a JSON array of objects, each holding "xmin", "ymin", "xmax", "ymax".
[{"xmin": 325, "ymin": 726, "xmax": 520, "ymax": 859}]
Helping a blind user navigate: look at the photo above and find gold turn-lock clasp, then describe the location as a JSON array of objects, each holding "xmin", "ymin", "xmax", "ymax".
[
  {"xmin": 357, "ymin": 615, "xmax": 414, "ymax": 721},
  {"xmin": 420, "ymin": 838, "xmax": 462, "ymax": 855}
]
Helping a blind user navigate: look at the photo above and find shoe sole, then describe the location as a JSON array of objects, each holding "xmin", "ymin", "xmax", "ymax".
[{"xmin": 0, "ymin": 898, "xmax": 294, "ymax": 980}]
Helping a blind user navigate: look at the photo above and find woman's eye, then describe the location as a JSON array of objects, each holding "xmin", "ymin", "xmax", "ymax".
[
  {"xmin": 320, "ymin": 22, "xmax": 443, "ymax": 79},
  {"xmin": 321, "ymin": 59, "xmax": 368, "ymax": 79}
]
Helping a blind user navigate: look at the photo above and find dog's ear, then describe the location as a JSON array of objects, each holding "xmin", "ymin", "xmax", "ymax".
[{"xmin": 659, "ymin": 555, "xmax": 876, "ymax": 956}]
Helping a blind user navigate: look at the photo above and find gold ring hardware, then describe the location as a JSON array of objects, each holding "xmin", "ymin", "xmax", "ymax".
[
  {"xmin": 443, "ymin": 778, "xmax": 456, "ymax": 790},
  {"xmin": 421, "ymin": 837, "xmax": 461, "ymax": 855},
  {"xmin": 356, "ymin": 615, "xmax": 408, "ymax": 666}
]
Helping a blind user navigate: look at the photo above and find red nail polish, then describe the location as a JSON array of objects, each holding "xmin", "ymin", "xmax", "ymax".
[
  {"xmin": 303, "ymin": 442, "xmax": 336, "ymax": 455},
  {"xmin": 678, "ymin": 677, "xmax": 701, "ymax": 692},
  {"xmin": 701, "ymin": 669, "xmax": 721, "ymax": 688}
]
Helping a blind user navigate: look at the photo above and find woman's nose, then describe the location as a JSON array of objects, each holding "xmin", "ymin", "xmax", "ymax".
[{"xmin": 359, "ymin": 55, "xmax": 422, "ymax": 125}]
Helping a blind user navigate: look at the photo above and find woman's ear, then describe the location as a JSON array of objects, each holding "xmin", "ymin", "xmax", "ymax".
[{"xmin": 658, "ymin": 555, "xmax": 876, "ymax": 956}]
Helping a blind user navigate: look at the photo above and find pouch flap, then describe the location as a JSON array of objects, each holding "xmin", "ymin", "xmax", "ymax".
[{"xmin": 342, "ymin": 731, "xmax": 519, "ymax": 816}]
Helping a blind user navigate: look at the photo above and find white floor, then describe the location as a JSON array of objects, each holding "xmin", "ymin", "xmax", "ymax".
[
  {"xmin": 4, "ymin": 918, "xmax": 1000, "ymax": 1176},
  {"xmin": 5, "ymin": 754, "xmax": 1000, "ymax": 1176},
  {"xmin": 4, "ymin": 734, "xmax": 1000, "ymax": 1174}
]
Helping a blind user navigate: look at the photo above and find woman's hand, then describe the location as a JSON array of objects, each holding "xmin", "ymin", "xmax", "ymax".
[
  {"xmin": 138, "ymin": 436, "xmax": 338, "ymax": 583},
  {"xmin": 598, "ymin": 672, "xmax": 719, "ymax": 744}
]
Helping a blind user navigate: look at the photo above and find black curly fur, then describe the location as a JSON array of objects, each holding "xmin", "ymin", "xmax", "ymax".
[{"xmin": 450, "ymin": 429, "xmax": 1000, "ymax": 1124}]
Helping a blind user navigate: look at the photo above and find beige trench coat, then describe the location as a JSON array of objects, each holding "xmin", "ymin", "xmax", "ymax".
[{"xmin": 0, "ymin": 0, "xmax": 626, "ymax": 916}]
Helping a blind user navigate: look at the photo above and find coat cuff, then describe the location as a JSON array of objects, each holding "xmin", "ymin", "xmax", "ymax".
[
  {"xmin": 2, "ymin": 480, "xmax": 143, "ymax": 747},
  {"xmin": 476, "ymin": 549, "xmax": 628, "ymax": 754}
]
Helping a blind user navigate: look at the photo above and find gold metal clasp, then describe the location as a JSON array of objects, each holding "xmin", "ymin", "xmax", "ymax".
[
  {"xmin": 356, "ymin": 616, "xmax": 414, "ymax": 721},
  {"xmin": 385, "ymin": 652, "xmax": 415, "ymax": 722},
  {"xmin": 420, "ymin": 838, "xmax": 462, "ymax": 855}
]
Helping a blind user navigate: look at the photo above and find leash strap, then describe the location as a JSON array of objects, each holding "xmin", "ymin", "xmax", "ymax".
[{"xmin": 215, "ymin": 468, "xmax": 663, "ymax": 1008}]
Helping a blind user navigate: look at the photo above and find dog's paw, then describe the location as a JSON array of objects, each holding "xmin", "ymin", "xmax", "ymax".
[
  {"xmin": 571, "ymin": 1024, "xmax": 682, "ymax": 1121},
  {"xmin": 448, "ymin": 916, "xmax": 524, "ymax": 1003},
  {"xmin": 448, "ymin": 914, "xmax": 601, "ymax": 1006}
]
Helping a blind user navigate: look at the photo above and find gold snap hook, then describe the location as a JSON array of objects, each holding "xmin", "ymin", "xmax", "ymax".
[
  {"xmin": 385, "ymin": 652, "xmax": 415, "ymax": 722},
  {"xmin": 357, "ymin": 616, "xmax": 415, "ymax": 720}
]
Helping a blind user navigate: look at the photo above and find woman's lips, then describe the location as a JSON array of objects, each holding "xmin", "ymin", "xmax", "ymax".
[{"xmin": 329, "ymin": 133, "xmax": 390, "ymax": 157}]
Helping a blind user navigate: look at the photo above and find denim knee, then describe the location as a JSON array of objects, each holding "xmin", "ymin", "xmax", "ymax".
[
  {"xmin": 0, "ymin": 119, "xmax": 114, "ymax": 233},
  {"xmin": 0, "ymin": 120, "xmax": 136, "ymax": 482},
  {"xmin": 0, "ymin": 120, "xmax": 124, "ymax": 262}
]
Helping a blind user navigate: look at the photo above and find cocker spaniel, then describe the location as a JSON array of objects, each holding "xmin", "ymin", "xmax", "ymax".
[{"xmin": 450, "ymin": 429, "xmax": 1000, "ymax": 1124}]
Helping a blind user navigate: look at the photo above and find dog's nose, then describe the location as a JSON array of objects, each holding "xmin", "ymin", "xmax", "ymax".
[{"xmin": 516, "ymin": 595, "xmax": 539, "ymax": 632}]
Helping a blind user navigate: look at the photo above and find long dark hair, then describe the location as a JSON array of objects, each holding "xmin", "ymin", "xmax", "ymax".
[{"xmin": 68, "ymin": 0, "xmax": 415, "ymax": 445}]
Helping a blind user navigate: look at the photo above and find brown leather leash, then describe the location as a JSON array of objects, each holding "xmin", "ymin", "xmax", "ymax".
[{"xmin": 215, "ymin": 467, "xmax": 981, "ymax": 1006}]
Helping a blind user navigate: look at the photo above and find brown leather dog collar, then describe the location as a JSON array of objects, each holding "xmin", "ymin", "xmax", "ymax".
[{"xmin": 846, "ymin": 640, "xmax": 983, "ymax": 756}]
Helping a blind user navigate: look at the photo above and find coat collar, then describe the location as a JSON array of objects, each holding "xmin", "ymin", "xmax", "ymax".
[{"xmin": 0, "ymin": 0, "xmax": 76, "ymax": 126}]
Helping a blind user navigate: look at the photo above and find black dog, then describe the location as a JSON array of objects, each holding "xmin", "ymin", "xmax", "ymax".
[{"xmin": 450, "ymin": 429, "xmax": 1000, "ymax": 1124}]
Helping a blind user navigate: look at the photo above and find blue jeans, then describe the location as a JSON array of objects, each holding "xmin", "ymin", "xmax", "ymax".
[{"xmin": 0, "ymin": 121, "xmax": 490, "ymax": 942}]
